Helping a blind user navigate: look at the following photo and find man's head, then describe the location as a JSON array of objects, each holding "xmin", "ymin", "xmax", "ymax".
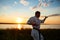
[{"xmin": 35, "ymin": 11, "xmax": 40, "ymax": 18}]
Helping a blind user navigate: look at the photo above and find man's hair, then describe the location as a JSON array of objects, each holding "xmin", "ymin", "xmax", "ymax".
[{"xmin": 35, "ymin": 11, "xmax": 40, "ymax": 15}]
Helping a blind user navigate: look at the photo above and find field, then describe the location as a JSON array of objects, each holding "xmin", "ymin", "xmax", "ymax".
[{"xmin": 0, "ymin": 29, "xmax": 60, "ymax": 40}]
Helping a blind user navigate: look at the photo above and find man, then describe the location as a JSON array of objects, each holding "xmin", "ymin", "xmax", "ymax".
[{"xmin": 27, "ymin": 11, "xmax": 48, "ymax": 40}]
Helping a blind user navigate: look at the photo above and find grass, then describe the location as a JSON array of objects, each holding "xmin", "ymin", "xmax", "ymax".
[{"xmin": 0, "ymin": 29, "xmax": 60, "ymax": 40}]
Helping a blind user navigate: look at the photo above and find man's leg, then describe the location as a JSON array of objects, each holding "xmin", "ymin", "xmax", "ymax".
[
  {"xmin": 31, "ymin": 29, "xmax": 39, "ymax": 40},
  {"xmin": 40, "ymin": 33, "xmax": 44, "ymax": 40},
  {"xmin": 38, "ymin": 30, "xmax": 41, "ymax": 40}
]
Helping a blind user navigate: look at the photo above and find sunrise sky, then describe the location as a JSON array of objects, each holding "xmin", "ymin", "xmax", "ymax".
[{"xmin": 0, "ymin": 0, "xmax": 60, "ymax": 24}]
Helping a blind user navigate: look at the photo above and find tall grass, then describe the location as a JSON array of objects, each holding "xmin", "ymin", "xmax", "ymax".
[{"xmin": 0, "ymin": 29, "xmax": 60, "ymax": 40}]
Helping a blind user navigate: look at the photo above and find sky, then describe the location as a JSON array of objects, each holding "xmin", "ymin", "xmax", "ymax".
[{"xmin": 0, "ymin": 0, "xmax": 60, "ymax": 24}]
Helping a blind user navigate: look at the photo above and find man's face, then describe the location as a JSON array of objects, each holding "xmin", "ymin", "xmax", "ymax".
[{"xmin": 36, "ymin": 13, "xmax": 40, "ymax": 18}]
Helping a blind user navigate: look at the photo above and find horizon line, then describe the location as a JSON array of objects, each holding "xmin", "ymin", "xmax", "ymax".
[{"xmin": 0, "ymin": 23, "xmax": 60, "ymax": 25}]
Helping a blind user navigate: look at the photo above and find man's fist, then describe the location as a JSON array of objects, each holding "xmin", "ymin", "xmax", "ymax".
[{"xmin": 45, "ymin": 16, "xmax": 48, "ymax": 18}]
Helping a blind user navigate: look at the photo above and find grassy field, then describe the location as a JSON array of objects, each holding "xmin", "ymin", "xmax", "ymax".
[{"xmin": 0, "ymin": 29, "xmax": 60, "ymax": 40}]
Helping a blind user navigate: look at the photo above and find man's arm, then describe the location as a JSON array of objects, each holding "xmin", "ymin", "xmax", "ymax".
[
  {"xmin": 41, "ymin": 16, "xmax": 48, "ymax": 23},
  {"xmin": 27, "ymin": 18, "xmax": 32, "ymax": 25},
  {"xmin": 27, "ymin": 17, "xmax": 37, "ymax": 26},
  {"xmin": 27, "ymin": 20, "xmax": 36, "ymax": 25}
]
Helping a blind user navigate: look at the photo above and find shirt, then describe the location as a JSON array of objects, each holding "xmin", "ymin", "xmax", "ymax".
[{"xmin": 27, "ymin": 16, "xmax": 44, "ymax": 29}]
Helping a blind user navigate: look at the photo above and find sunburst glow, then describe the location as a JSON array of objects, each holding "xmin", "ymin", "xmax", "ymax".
[{"xmin": 16, "ymin": 17, "xmax": 23, "ymax": 23}]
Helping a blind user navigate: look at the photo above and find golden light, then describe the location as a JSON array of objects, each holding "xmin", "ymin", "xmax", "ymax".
[
  {"xmin": 16, "ymin": 17, "xmax": 23, "ymax": 23},
  {"xmin": 17, "ymin": 24, "xmax": 22, "ymax": 30}
]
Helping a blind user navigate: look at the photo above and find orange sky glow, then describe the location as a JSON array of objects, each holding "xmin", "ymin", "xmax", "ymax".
[{"xmin": 0, "ymin": 16, "xmax": 60, "ymax": 24}]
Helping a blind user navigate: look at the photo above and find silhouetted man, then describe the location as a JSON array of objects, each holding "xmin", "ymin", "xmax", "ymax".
[{"xmin": 27, "ymin": 11, "xmax": 48, "ymax": 40}]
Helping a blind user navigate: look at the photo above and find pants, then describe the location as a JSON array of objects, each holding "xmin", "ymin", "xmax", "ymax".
[{"xmin": 31, "ymin": 29, "xmax": 44, "ymax": 40}]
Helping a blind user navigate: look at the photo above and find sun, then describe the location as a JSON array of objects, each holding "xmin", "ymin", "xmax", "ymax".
[{"xmin": 16, "ymin": 17, "xmax": 23, "ymax": 23}]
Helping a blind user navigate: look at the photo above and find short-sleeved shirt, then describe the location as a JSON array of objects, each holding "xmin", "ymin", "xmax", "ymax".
[{"xmin": 27, "ymin": 16, "xmax": 43, "ymax": 29}]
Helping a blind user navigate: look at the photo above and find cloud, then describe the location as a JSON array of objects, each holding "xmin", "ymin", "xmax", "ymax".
[
  {"xmin": 2, "ymin": 6, "xmax": 11, "ymax": 10},
  {"xmin": 13, "ymin": 1, "xmax": 18, "ymax": 6},
  {"xmin": 56, "ymin": 0, "xmax": 60, "ymax": 2},
  {"xmin": 38, "ymin": 0, "xmax": 54, "ymax": 7},
  {"xmin": 20, "ymin": 0, "xmax": 29, "ymax": 6},
  {"xmin": 29, "ymin": 6, "xmax": 47, "ymax": 13},
  {"xmin": 30, "ymin": 0, "xmax": 54, "ymax": 11},
  {"xmin": 14, "ymin": 1, "xmax": 17, "ymax": 5},
  {"xmin": 42, "ymin": 3, "xmax": 49, "ymax": 7}
]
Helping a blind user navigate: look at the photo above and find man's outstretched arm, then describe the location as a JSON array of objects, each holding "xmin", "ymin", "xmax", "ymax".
[{"xmin": 41, "ymin": 16, "xmax": 48, "ymax": 23}]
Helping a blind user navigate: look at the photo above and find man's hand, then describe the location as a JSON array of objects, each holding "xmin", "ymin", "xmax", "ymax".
[
  {"xmin": 41, "ymin": 16, "xmax": 48, "ymax": 23},
  {"xmin": 31, "ymin": 21, "xmax": 36, "ymax": 26},
  {"xmin": 31, "ymin": 21, "xmax": 38, "ymax": 26},
  {"xmin": 45, "ymin": 16, "xmax": 48, "ymax": 18}
]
